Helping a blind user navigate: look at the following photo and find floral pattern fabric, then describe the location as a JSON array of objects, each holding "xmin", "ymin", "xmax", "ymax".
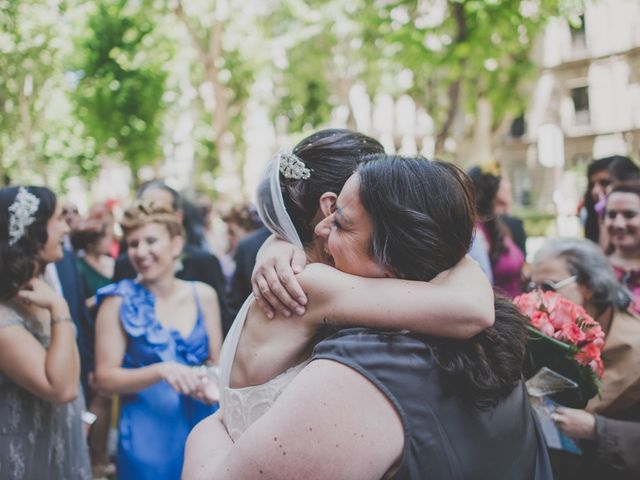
[{"xmin": 0, "ymin": 301, "xmax": 91, "ymax": 480}]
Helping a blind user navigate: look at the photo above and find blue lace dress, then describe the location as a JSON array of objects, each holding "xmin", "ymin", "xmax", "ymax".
[{"xmin": 96, "ymin": 280, "xmax": 218, "ymax": 480}]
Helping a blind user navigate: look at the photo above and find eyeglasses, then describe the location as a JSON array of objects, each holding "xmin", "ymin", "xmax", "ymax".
[{"xmin": 525, "ymin": 275, "xmax": 577, "ymax": 293}]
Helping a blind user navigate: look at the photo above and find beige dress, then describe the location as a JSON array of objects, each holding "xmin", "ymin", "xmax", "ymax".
[
  {"xmin": 0, "ymin": 301, "xmax": 91, "ymax": 480},
  {"xmin": 587, "ymin": 308, "xmax": 640, "ymax": 416}
]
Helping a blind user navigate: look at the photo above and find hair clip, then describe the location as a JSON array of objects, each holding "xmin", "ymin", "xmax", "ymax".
[
  {"xmin": 279, "ymin": 151, "xmax": 311, "ymax": 180},
  {"xmin": 8, "ymin": 187, "xmax": 40, "ymax": 246}
]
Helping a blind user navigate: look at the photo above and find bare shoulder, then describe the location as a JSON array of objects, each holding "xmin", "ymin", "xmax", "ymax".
[
  {"xmin": 192, "ymin": 281, "xmax": 219, "ymax": 304},
  {"xmin": 96, "ymin": 295, "xmax": 124, "ymax": 324},
  {"xmin": 193, "ymin": 282, "xmax": 218, "ymax": 312},
  {"xmin": 223, "ymin": 358, "xmax": 405, "ymax": 478}
]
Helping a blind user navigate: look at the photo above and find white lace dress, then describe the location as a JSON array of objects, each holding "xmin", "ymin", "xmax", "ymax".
[
  {"xmin": 219, "ymin": 297, "xmax": 309, "ymax": 441},
  {"xmin": 0, "ymin": 301, "xmax": 91, "ymax": 480}
]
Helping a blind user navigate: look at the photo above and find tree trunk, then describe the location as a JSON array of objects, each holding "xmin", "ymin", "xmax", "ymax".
[
  {"xmin": 468, "ymin": 97, "xmax": 493, "ymax": 166},
  {"xmin": 174, "ymin": 1, "xmax": 241, "ymax": 198},
  {"xmin": 434, "ymin": 2, "xmax": 466, "ymax": 157}
]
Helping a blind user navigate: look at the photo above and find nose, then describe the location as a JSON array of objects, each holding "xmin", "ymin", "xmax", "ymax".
[
  {"xmin": 611, "ymin": 213, "xmax": 626, "ymax": 229},
  {"xmin": 135, "ymin": 241, "xmax": 150, "ymax": 257},
  {"xmin": 314, "ymin": 213, "xmax": 333, "ymax": 239}
]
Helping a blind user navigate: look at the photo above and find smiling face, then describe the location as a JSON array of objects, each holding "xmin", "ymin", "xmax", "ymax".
[
  {"xmin": 126, "ymin": 222, "xmax": 183, "ymax": 282},
  {"xmin": 589, "ymin": 169, "xmax": 612, "ymax": 203},
  {"xmin": 605, "ymin": 191, "xmax": 640, "ymax": 253},
  {"xmin": 530, "ymin": 256, "xmax": 590, "ymax": 308},
  {"xmin": 39, "ymin": 203, "xmax": 70, "ymax": 263},
  {"xmin": 314, "ymin": 174, "xmax": 388, "ymax": 278}
]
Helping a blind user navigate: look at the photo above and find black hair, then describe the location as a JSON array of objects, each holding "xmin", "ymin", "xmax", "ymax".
[
  {"xmin": 359, "ymin": 156, "xmax": 475, "ymax": 280},
  {"xmin": 0, "ymin": 186, "xmax": 57, "ymax": 299},
  {"xmin": 281, "ymin": 129, "xmax": 385, "ymax": 243},
  {"xmin": 358, "ymin": 156, "xmax": 526, "ymax": 410},
  {"xmin": 181, "ymin": 198, "xmax": 207, "ymax": 248},
  {"xmin": 467, "ymin": 166, "xmax": 508, "ymax": 265}
]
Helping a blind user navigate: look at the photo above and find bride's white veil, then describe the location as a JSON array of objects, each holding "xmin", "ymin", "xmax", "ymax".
[{"xmin": 255, "ymin": 150, "xmax": 304, "ymax": 249}]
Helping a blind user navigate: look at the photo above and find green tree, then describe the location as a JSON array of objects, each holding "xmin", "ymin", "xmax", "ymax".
[
  {"xmin": 72, "ymin": 0, "xmax": 168, "ymax": 184},
  {"xmin": 0, "ymin": 0, "xmax": 67, "ymax": 184},
  {"xmin": 360, "ymin": 0, "xmax": 579, "ymax": 161}
]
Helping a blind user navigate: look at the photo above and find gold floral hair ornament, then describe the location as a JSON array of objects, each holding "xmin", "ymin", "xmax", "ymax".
[
  {"xmin": 8, "ymin": 187, "xmax": 40, "ymax": 246},
  {"xmin": 479, "ymin": 160, "xmax": 501, "ymax": 177},
  {"xmin": 278, "ymin": 150, "xmax": 311, "ymax": 180}
]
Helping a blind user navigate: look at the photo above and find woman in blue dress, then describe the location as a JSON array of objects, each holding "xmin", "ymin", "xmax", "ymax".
[{"xmin": 95, "ymin": 200, "xmax": 222, "ymax": 479}]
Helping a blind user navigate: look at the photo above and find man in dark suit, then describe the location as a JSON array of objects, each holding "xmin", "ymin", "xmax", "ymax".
[
  {"xmin": 48, "ymin": 247, "xmax": 94, "ymax": 397},
  {"xmin": 113, "ymin": 181, "xmax": 232, "ymax": 334},
  {"xmin": 227, "ymin": 226, "xmax": 271, "ymax": 323}
]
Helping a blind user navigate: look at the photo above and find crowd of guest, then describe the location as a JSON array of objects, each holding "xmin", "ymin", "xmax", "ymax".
[{"xmin": 1, "ymin": 149, "xmax": 640, "ymax": 479}]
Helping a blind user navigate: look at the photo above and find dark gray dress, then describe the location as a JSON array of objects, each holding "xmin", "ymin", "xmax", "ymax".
[
  {"xmin": 0, "ymin": 301, "xmax": 91, "ymax": 480},
  {"xmin": 313, "ymin": 327, "xmax": 553, "ymax": 480}
]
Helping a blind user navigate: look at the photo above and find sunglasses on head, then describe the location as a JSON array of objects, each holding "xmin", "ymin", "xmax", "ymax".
[{"xmin": 525, "ymin": 275, "xmax": 577, "ymax": 293}]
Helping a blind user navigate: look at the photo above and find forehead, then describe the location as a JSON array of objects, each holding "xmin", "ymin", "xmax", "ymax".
[
  {"xmin": 127, "ymin": 222, "xmax": 169, "ymax": 238},
  {"xmin": 590, "ymin": 170, "xmax": 611, "ymax": 182},
  {"xmin": 531, "ymin": 257, "xmax": 570, "ymax": 280},
  {"xmin": 607, "ymin": 191, "xmax": 640, "ymax": 209},
  {"xmin": 337, "ymin": 174, "xmax": 361, "ymax": 208}
]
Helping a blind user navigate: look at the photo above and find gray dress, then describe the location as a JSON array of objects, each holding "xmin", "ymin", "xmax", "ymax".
[{"xmin": 0, "ymin": 301, "xmax": 91, "ymax": 480}]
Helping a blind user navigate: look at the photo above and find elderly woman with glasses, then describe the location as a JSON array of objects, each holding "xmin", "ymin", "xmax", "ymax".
[{"xmin": 530, "ymin": 237, "xmax": 640, "ymax": 478}]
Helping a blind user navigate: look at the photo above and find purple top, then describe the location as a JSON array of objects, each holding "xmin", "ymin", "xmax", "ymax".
[{"xmin": 478, "ymin": 223, "xmax": 525, "ymax": 298}]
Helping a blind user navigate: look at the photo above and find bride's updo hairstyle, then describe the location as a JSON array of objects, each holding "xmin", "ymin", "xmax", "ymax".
[
  {"xmin": 357, "ymin": 155, "xmax": 527, "ymax": 410},
  {"xmin": 281, "ymin": 129, "xmax": 384, "ymax": 243},
  {"xmin": 0, "ymin": 186, "xmax": 58, "ymax": 299},
  {"xmin": 120, "ymin": 199, "xmax": 184, "ymax": 239}
]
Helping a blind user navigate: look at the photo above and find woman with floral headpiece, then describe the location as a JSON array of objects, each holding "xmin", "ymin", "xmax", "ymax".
[
  {"xmin": 0, "ymin": 186, "xmax": 91, "ymax": 479},
  {"xmin": 94, "ymin": 199, "xmax": 223, "ymax": 480}
]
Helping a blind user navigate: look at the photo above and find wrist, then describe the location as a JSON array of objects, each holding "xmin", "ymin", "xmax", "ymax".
[
  {"xmin": 51, "ymin": 314, "xmax": 73, "ymax": 326},
  {"xmin": 50, "ymin": 300, "xmax": 70, "ymax": 319}
]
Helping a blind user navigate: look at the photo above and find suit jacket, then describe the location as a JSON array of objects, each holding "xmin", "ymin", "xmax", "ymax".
[
  {"xmin": 227, "ymin": 227, "xmax": 271, "ymax": 324},
  {"xmin": 113, "ymin": 243, "xmax": 232, "ymax": 336},
  {"xmin": 54, "ymin": 248, "xmax": 93, "ymax": 397}
]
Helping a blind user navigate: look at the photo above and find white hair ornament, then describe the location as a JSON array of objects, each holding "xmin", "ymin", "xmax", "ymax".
[
  {"xmin": 278, "ymin": 150, "xmax": 311, "ymax": 180},
  {"xmin": 8, "ymin": 187, "xmax": 40, "ymax": 246}
]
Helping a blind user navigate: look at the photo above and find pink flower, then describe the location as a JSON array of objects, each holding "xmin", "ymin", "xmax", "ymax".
[
  {"xmin": 530, "ymin": 311, "xmax": 554, "ymax": 336},
  {"xmin": 515, "ymin": 291, "xmax": 605, "ymax": 380},
  {"xmin": 514, "ymin": 293, "xmax": 541, "ymax": 317},
  {"xmin": 555, "ymin": 321, "xmax": 586, "ymax": 344}
]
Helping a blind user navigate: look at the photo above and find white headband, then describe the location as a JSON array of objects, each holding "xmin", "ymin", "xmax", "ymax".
[{"xmin": 8, "ymin": 187, "xmax": 40, "ymax": 246}]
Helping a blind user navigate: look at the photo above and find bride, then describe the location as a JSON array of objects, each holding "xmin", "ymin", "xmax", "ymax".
[
  {"xmin": 185, "ymin": 153, "xmax": 550, "ymax": 479},
  {"xmin": 183, "ymin": 130, "xmax": 495, "ymax": 467}
]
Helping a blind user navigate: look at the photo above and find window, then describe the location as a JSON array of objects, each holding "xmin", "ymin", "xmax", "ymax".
[
  {"xmin": 570, "ymin": 86, "xmax": 590, "ymax": 126},
  {"xmin": 510, "ymin": 114, "xmax": 526, "ymax": 138}
]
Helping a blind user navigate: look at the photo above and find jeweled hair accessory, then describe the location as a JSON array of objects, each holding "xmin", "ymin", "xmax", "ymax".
[
  {"xmin": 278, "ymin": 150, "xmax": 311, "ymax": 180},
  {"xmin": 8, "ymin": 187, "xmax": 40, "ymax": 246}
]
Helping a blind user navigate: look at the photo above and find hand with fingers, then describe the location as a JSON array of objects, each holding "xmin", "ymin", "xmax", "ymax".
[
  {"xmin": 191, "ymin": 376, "xmax": 220, "ymax": 404},
  {"xmin": 251, "ymin": 237, "xmax": 308, "ymax": 319},
  {"xmin": 551, "ymin": 406, "xmax": 597, "ymax": 440},
  {"xmin": 17, "ymin": 278, "xmax": 69, "ymax": 317},
  {"xmin": 159, "ymin": 362, "xmax": 207, "ymax": 396}
]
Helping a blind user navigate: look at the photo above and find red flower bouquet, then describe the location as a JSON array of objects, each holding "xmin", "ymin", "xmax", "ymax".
[{"xmin": 514, "ymin": 291, "xmax": 605, "ymax": 408}]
